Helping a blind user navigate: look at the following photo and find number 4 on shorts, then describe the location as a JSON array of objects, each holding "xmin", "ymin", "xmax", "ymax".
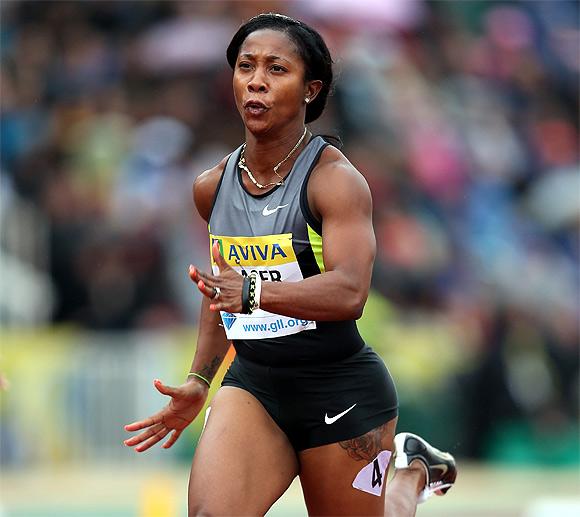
[
  {"xmin": 372, "ymin": 458, "xmax": 383, "ymax": 487},
  {"xmin": 352, "ymin": 450, "xmax": 392, "ymax": 497}
]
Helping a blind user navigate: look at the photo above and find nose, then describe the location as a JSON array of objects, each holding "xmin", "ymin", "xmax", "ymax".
[{"xmin": 247, "ymin": 69, "xmax": 268, "ymax": 93}]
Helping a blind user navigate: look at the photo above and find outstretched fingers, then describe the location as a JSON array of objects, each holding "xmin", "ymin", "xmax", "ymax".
[
  {"xmin": 134, "ymin": 426, "xmax": 171, "ymax": 453},
  {"xmin": 162, "ymin": 430, "xmax": 183, "ymax": 449},
  {"xmin": 124, "ymin": 422, "xmax": 164, "ymax": 447},
  {"xmin": 124, "ymin": 415, "xmax": 160, "ymax": 433}
]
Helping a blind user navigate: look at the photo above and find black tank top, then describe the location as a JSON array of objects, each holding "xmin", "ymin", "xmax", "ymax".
[{"xmin": 208, "ymin": 136, "xmax": 365, "ymax": 366}]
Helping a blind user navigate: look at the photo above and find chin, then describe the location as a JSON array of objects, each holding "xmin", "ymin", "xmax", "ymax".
[{"xmin": 243, "ymin": 118, "xmax": 272, "ymax": 136}]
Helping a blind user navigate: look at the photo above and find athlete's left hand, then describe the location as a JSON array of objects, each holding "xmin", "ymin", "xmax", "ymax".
[
  {"xmin": 124, "ymin": 378, "xmax": 208, "ymax": 452},
  {"xmin": 189, "ymin": 241, "xmax": 244, "ymax": 312}
]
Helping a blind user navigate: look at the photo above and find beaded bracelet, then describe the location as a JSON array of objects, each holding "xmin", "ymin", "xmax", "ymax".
[
  {"xmin": 241, "ymin": 273, "xmax": 261, "ymax": 314},
  {"xmin": 247, "ymin": 272, "xmax": 257, "ymax": 313},
  {"xmin": 249, "ymin": 273, "xmax": 261, "ymax": 313}
]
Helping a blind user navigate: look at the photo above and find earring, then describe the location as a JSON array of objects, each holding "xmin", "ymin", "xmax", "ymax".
[{"xmin": 305, "ymin": 97, "xmax": 310, "ymax": 103}]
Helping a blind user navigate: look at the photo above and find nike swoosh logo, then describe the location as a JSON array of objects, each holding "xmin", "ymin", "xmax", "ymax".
[
  {"xmin": 262, "ymin": 203, "xmax": 289, "ymax": 216},
  {"xmin": 324, "ymin": 403, "xmax": 357, "ymax": 424}
]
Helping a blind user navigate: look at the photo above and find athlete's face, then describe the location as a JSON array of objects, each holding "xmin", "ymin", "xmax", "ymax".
[{"xmin": 233, "ymin": 29, "xmax": 319, "ymax": 135}]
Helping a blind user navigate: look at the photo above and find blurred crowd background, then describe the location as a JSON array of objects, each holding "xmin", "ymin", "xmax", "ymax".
[{"xmin": 1, "ymin": 0, "xmax": 578, "ymax": 487}]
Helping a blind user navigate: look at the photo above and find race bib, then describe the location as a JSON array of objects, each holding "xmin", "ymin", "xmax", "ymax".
[{"xmin": 209, "ymin": 233, "xmax": 317, "ymax": 340}]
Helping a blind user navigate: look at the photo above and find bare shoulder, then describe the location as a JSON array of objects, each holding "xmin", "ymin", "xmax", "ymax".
[
  {"xmin": 308, "ymin": 145, "xmax": 372, "ymax": 219},
  {"xmin": 193, "ymin": 154, "xmax": 230, "ymax": 222}
]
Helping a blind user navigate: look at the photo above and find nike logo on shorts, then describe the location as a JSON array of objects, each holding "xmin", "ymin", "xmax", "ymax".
[
  {"xmin": 262, "ymin": 203, "xmax": 289, "ymax": 216},
  {"xmin": 324, "ymin": 403, "xmax": 357, "ymax": 424}
]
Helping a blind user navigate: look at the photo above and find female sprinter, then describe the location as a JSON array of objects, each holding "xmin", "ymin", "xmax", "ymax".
[{"xmin": 124, "ymin": 13, "xmax": 456, "ymax": 516}]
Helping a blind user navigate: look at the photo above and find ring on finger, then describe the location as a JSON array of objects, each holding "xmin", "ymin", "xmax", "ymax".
[{"xmin": 212, "ymin": 287, "xmax": 221, "ymax": 299}]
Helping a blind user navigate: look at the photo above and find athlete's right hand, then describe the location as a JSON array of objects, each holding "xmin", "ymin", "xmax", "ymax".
[
  {"xmin": 124, "ymin": 378, "xmax": 208, "ymax": 452},
  {"xmin": 189, "ymin": 241, "xmax": 245, "ymax": 313}
]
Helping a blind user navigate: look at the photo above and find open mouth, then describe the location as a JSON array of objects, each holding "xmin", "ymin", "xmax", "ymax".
[{"xmin": 244, "ymin": 100, "xmax": 269, "ymax": 115}]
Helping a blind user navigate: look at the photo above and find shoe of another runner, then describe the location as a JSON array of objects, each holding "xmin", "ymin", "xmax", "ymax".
[{"xmin": 394, "ymin": 432, "xmax": 457, "ymax": 504}]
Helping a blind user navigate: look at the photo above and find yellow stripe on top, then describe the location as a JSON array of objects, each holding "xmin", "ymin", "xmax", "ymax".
[
  {"xmin": 209, "ymin": 233, "xmax": 297, "ymax": 267},
  {"xmin": 307, "ymin": 224, "xmax": 325, "ymax": 273}
]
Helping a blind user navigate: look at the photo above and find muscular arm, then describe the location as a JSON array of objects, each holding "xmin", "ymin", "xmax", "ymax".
[
  {"xmin": 259, "ymin": 149, "xmax": 376, "ymax": 321},
  {"xmin": 193, "ymin": 148, "xmax": 376, "ymax": 322},
  {"xmin": 187, "ymin": 160, "xmax": 231, "ymax": 384}
]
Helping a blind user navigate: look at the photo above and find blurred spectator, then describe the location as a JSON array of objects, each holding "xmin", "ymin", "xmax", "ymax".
[{"xmin": 0, "ymin": 0, "xmax": 577, "ymax": 462}]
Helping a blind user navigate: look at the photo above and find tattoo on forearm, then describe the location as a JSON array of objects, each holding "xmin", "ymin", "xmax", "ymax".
[
  {"xmin": 198, "ymin": 355, "xmax": 223, "ymax": 381},
  {"xmin": 339, "ymin": 421, "xmax": 388, "ymax": 461}
]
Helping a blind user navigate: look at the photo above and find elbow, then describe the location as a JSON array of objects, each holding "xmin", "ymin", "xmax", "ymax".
[
  {"xmin": 328, "ymin": 273, "xmax": 370, "ymax": 320},
  {"xmin": 352, "ymin": 301, "xmax": 365, "ymax": 320},
  {"xmin": 344, "ymin": 293, "xmax": 366, "ymax": 320}
]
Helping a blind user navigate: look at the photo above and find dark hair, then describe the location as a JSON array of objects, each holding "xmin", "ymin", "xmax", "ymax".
[{"xmin": 226, "ymin": 13, "xmax": 333, "ymax": 124}]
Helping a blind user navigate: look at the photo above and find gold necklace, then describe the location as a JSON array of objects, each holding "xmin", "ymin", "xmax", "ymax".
[{"xmin": 238, "ymin": 127, "xmax": 308, "ymax": 189}]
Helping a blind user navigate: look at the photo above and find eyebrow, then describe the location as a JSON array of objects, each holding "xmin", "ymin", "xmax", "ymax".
[{"xmin": 239, "ymin": 53, "xmax": 292, "ymax": 64}]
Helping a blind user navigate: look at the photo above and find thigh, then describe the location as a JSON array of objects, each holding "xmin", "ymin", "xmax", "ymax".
[
  {"xmin": 299, "ymin": 417, "xmax": 397, "ymax": 516},
  {"xmin": 188, "ymin": 386, "xmax": 299, "ymax": 516}
]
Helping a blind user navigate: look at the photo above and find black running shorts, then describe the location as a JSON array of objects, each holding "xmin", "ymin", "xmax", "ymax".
[{"xmin": 221, "ymin": 345, "xmax": 399, "ymax": 451}]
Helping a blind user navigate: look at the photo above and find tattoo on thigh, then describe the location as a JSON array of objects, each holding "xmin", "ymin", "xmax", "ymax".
[{"xmin": 339, "ymin": 421, "xmax": 389, "ymax": 462}]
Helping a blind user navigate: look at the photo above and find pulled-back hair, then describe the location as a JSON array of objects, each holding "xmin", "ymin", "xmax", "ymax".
[{"xmin": 226, "ymin": 13, "xmax": 333, "ymax": 124}]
